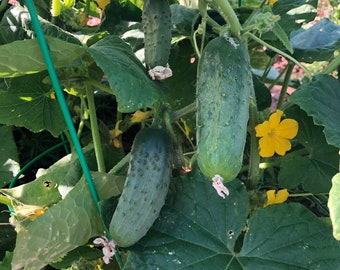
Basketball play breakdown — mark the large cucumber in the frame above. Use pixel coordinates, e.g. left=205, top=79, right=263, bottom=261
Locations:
left=196, top=36, right=252, bottom=182
left=109, top=127, right=172, bottom=247
left=142, top=0, right=172, bottom=68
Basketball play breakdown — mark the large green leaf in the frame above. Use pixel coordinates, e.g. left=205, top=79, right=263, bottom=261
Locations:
left=289, top=74, right=340, bottom=149
left=125, top=166, right=340, bottom=269
left=272, top=0, right=318, bottom=35
left=11, top=173, right=124, bottom=270
left=87, top=35, right=163, bottom=112
left=239, top=203, right=340, bottom=269
left=0, top=126, right=20, bottom=188
left=291, top=19, right=340, bottom=63
left=279, top=106, right=338, bottom=193
left=0, top=72, right=66, bottom=136
left=124, top=167, right=249, bottom=269
left=0, top=37, right=86, bottom=78
left=328, top=173, right=340, bottom=241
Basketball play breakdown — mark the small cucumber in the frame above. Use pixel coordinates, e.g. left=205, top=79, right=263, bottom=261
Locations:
left=109, top=127, right=172, bottom=247
left=196, top=36, right=252, bottom=182
left=142, top=0, right=172, bottom=68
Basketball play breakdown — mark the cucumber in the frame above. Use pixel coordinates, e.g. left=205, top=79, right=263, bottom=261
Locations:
left=142, top=0, right=172, bottom=68
left=109, top=127, right=172, bottom=247
left=196, top=36, right=252, bottom=182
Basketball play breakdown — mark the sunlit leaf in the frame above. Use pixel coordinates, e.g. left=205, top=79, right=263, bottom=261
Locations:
left=328, top=173, right=340, bottom=241
left=0, top=37, right=86, bottom=78
left=0, top=72, right=66, bottom=136
left=11, top=173, right=124, bottom=269
left=0, top=126, right=20, bottom=188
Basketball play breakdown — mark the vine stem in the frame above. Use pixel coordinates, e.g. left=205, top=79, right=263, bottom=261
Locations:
left=211, top=0, right=241, bottom=37
left=276, top=62, right=294, bottom=109
left=0, top=195, right=11, bottom=207
left=86, top=87, right=106, bottom=173
left=321, top=53, right=340, bottom=75
left=170, top=102, right=196, bottom=122
left=245, top=32, right=312, bottom=81
left=247, top=96, right=261, bottom=190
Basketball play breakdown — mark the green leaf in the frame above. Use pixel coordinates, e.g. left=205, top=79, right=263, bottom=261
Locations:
left=124, top=166, right=250, bottom=269
left=328, top=173, right=340, bottom=241
left=125, top=167, right=340, bottom=268
left=291, top=19, right=340, bottom=63
left=239, top=203, right=340, bottom=269
left=11, top=172, right=123, bottom=270
left=279, top=106, right=338, bottom=193
left=170, top=4, right=199, bottom=38
left=0, top=126, right=20, bottom=188
left=87, top=36, right=163, bottom=112
left=272, top=0, right=318, bottom=35
left=0, top=37, right=86, bottom=78
left=289, top=74, right=340, bottom=149
left=0, top=72, right=66, bottom=136
left=0, top=176, right=61, bottom=207
left=0, top=251, right=13, bottom=269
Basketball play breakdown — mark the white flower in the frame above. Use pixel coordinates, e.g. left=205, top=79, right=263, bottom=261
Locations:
left=93, top=235, right=116, bottom=264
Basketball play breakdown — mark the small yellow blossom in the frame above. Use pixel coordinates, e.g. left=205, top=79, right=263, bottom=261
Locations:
left=180, top=118, right=191, bottom=136
left=264, top=189, right=289, bottom=207
left=255, top=110, right=298, bottom=157
left=109, top=120, right=123, bottom=148
left=131, top=110, right=152, bottom=123
left=268, top=0, right=278, bottom=7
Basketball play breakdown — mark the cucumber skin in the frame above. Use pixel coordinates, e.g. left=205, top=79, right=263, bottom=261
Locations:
left=196, top=36, right=252, bottom=182
left=142, top=0, right=172, bottom=68
left=109, top=127, right=172, bottom=247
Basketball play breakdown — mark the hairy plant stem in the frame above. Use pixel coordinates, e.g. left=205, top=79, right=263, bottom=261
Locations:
left=247, top=95, right=261, bottom=190
left=276, top=62, right=294, bottom=109
left=0, top=195, right=11, bottom=207
left=86, top=87, right=106, bottom=173
left=211, top=0, right=241, bottom=37
left=171, top=102, right=196, bottom=122
left=108, top=153, right=131, bottom=175
left=245, top=32, right=312, bottom=81
left=321, top=53, right=340, bottom=74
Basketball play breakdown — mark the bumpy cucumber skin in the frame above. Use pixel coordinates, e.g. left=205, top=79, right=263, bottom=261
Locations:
left=196, top=36, right=252, bottom=182
left=142, top=0, right=172, bottom=68
left=109, top=127, right=172, bottom=247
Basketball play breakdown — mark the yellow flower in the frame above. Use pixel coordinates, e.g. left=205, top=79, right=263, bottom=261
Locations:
left=264, top=189, right=289, bottom=207
left=255, top=110, right=298, bottom=157
left=109, top=120, right=123, bottom=148
left=268, top=0, right=278, bottom=7
left=131, top=110, right=152, bottom=123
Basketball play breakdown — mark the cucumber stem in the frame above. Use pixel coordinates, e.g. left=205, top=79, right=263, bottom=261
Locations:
left=276, top=62, right=294, bottom=109
left=171, top=102, right=196, bottom=122
left=86, top=87, right=106, bottom=173
left=247, top=96, right=261, bottom=190
left=321, top=53, right=340, bottom=75
left=0, top=195, right=11, bottom=207
left=211, top=0, right=241, bottom=37
left=245, top=32, right=312, bottom=81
